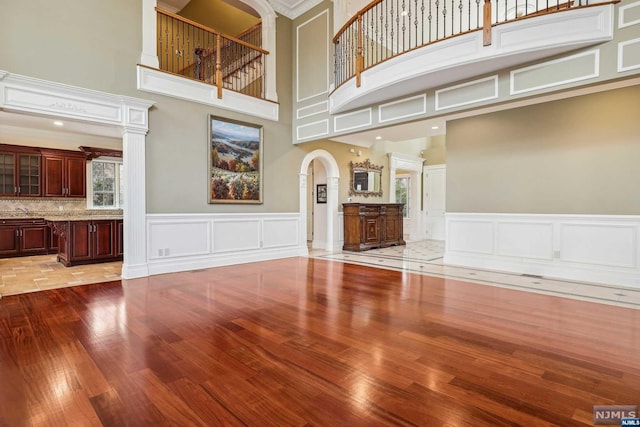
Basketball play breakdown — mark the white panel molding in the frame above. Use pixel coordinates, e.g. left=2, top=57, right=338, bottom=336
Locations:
left=510, top=50, right=600, bottom=95
left=618, top=38, right=640, bottom=72
left=146, top=213, right=307, bottom=276
left=296, top=9, right=330, bottom=102
left=378, top=94, right=427, bottom=123
left=619, top=0, right=640, bottom=29
left=435, top=75, right=499, bottom=111
left=137, top=66, right=278, bottom=121
left=496, top=221, right=554, bottom=260
left=445, top=213, right=640, bottom=288
left=297, top=101, right=329, bottom=119
left=333, top=108, right=373, bottom=133
left=296, top=119, right=329, bottom=141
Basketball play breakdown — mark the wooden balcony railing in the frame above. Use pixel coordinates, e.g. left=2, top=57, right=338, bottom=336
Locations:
left=156, top=8, right=267, bottom=99
left=333, top=0, right=603, bottom=90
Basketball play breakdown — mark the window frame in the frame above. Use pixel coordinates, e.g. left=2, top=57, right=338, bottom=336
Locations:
left=87, top=157, right=124, bottom=210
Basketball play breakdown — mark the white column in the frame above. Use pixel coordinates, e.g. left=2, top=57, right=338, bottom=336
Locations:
left=298, top=173, right=310, bottom=254
left=121, top=128, right=149, bottom=279
left=326, top=176, right=340, bottom=251
left=264, top=15, right=278, bottom=102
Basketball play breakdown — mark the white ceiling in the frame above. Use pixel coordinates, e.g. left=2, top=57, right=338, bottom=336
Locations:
left=330, top=117, right=446, bottom=147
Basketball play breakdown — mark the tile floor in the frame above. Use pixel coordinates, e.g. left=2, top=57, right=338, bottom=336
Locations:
left=0, top=254, right=121, bottom=298
left=311, top=239, right=640, bottom=310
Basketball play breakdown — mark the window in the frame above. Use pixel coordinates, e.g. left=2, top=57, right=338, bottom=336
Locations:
left=88, top=159, right=124, bottom=209
left=395, top=176, right=410, bottom=219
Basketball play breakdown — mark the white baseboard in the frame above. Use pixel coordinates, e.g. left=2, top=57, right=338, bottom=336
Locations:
left=445, top=213, right=640, bottom=288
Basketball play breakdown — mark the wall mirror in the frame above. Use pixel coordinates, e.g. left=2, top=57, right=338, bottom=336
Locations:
left=349, top=159, right=383, bottom=197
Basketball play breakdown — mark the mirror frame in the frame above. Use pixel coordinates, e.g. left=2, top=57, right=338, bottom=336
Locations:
left=349, top=159, right=383, bottom=197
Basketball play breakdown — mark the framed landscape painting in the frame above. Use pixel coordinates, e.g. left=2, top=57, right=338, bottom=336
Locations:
left=208, top=115, right=263, bottom=204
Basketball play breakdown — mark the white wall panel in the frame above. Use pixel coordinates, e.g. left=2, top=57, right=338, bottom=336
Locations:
left=445, top=213, right=640, bottom=288
left=213, top=220, right=261, bottom=253
left=560, top=223, right=637, bottom=268
left=263, top=218, right=299, bottom=248
left=497, top=222, right=553, bottom=260
left=448, top=220, right=494, bottom=254
left=148, top=220, right=210, bottom=259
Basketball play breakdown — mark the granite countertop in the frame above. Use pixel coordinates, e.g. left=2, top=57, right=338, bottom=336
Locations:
left=0, top=212, right=123, bottom=221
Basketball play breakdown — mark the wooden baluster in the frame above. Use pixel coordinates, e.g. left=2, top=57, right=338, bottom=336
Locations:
left=483, top=0, right=492, bottom=46
left=215, top=34, right=223, bottom=99
left=356, top=14, right=364, bottom=88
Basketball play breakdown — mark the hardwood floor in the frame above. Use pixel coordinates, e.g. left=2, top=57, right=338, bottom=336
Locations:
left=1, top=257, right=638, bottom=426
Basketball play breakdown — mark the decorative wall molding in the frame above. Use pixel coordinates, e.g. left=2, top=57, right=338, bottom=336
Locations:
left=445, top=213, right=640, bottom=288
left=618, top=0, right=640, bottom=28
left=333, top=108, right=372, bottom=133
left=379, top=94, right=427, bottom=123
left=510, top=50, right=600, bottom=95
left=618, top=38, right=640, bottom=72
left=296, top=9, right=330, bottom=102
left=296, top=119, right=329, bottom=141
left=269, top=0, right=324, bottom=19
left=297, top=101, right=329, bottom=119
left=146, top=213, right=307, bottom=275
left=435, top=75, right=499, bottom=111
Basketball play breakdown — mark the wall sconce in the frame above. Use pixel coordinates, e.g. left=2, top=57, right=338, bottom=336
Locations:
left=357, top=150, right=362, bottom=156
left=349, top=148, right=355, bottom=153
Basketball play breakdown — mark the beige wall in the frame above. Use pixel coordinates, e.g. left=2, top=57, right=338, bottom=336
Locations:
left=423, top=135, right=446, bottom=165
left=446, top=85, right=640, bottom=214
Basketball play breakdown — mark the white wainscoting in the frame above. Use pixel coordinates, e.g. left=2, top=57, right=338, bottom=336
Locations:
left=445, top=213, right=640, bottom=288
left=146, top=213, right=307, bottom=275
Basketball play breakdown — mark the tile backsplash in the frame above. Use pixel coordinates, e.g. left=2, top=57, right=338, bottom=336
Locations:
left=0, top=198, right=122, bottom=217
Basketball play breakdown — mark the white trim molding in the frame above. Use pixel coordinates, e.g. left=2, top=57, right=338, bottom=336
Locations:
left=445, top=213, right=640, bottom=288
left=146, top=213, right=307, bottom=275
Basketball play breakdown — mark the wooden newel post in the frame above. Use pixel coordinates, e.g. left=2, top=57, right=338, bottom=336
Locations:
left=483, top=0, right=492, bottom=46
left=215, top=34, right=223, bottom=99
left=356, top=14, right=364, bottom=88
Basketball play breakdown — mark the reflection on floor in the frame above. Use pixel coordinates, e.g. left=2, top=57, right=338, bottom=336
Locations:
left=0, top=254, right=121, bottom=297
left=312, top=240, right=640, bottom=309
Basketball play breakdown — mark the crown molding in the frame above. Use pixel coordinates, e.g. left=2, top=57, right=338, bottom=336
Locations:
left=268, top=0, right=325, bottom=19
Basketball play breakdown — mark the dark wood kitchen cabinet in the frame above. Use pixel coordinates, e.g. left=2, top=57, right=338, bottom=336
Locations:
left=0, top=144, right=42, bottom=197
left=54, top=219, right=123, bottom=266
left=41, top=149, right=86, bottom=198
left=0, top=218, right=48, bottom=257
left=343, top=203, right=405, bottom=252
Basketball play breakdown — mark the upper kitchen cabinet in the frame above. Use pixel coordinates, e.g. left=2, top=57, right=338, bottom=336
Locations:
left=41, top=149, right=87, bottom=198
left=0, top=144, right=42, bottom=197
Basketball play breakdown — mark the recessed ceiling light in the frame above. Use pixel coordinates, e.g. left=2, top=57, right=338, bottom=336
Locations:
left=375, top=136, right=382, bottom=140
left=53, top=121, right=64, bottom=127
left=431, top=126, right=439, bottom=130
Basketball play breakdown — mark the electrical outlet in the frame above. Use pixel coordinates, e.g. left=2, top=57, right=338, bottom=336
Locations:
left=553, top=250, right=561, bottom=258
left=164, top=248, right=170, bottom=256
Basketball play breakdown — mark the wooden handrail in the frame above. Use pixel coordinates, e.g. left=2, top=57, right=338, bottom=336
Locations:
left=155, top=7, right=268, bottom=55
left=333, top=0, right=382, bottom=44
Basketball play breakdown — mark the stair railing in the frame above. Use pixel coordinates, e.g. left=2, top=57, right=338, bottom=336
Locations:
left=156, top=8, right=268, bottom=99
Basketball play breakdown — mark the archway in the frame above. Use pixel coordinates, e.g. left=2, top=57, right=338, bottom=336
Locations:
left=299, top=150, right=340, bottom=252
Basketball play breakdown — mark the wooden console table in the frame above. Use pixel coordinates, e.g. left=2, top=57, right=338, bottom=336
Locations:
left=343, top=203, right=405, bottom=251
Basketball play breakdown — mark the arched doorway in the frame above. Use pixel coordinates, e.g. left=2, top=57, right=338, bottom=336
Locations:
left=299, top=150, right=340, bottom=252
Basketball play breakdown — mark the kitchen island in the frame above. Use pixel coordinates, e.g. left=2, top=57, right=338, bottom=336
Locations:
left=46, top=215, right=123, bottom=267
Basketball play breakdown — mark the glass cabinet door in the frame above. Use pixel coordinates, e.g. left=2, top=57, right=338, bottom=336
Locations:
left=0, top=153, right=16, bottom=196
left=18, top=154, right=41, bottom=196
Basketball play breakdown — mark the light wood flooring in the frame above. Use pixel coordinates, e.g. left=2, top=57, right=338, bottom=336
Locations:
left=0, top=254, right=121, bottom=297
left=0, top=257, right=638, bottom=426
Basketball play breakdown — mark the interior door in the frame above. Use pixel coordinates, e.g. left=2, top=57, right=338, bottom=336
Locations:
left=423, top=165, right=446, bottom=240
